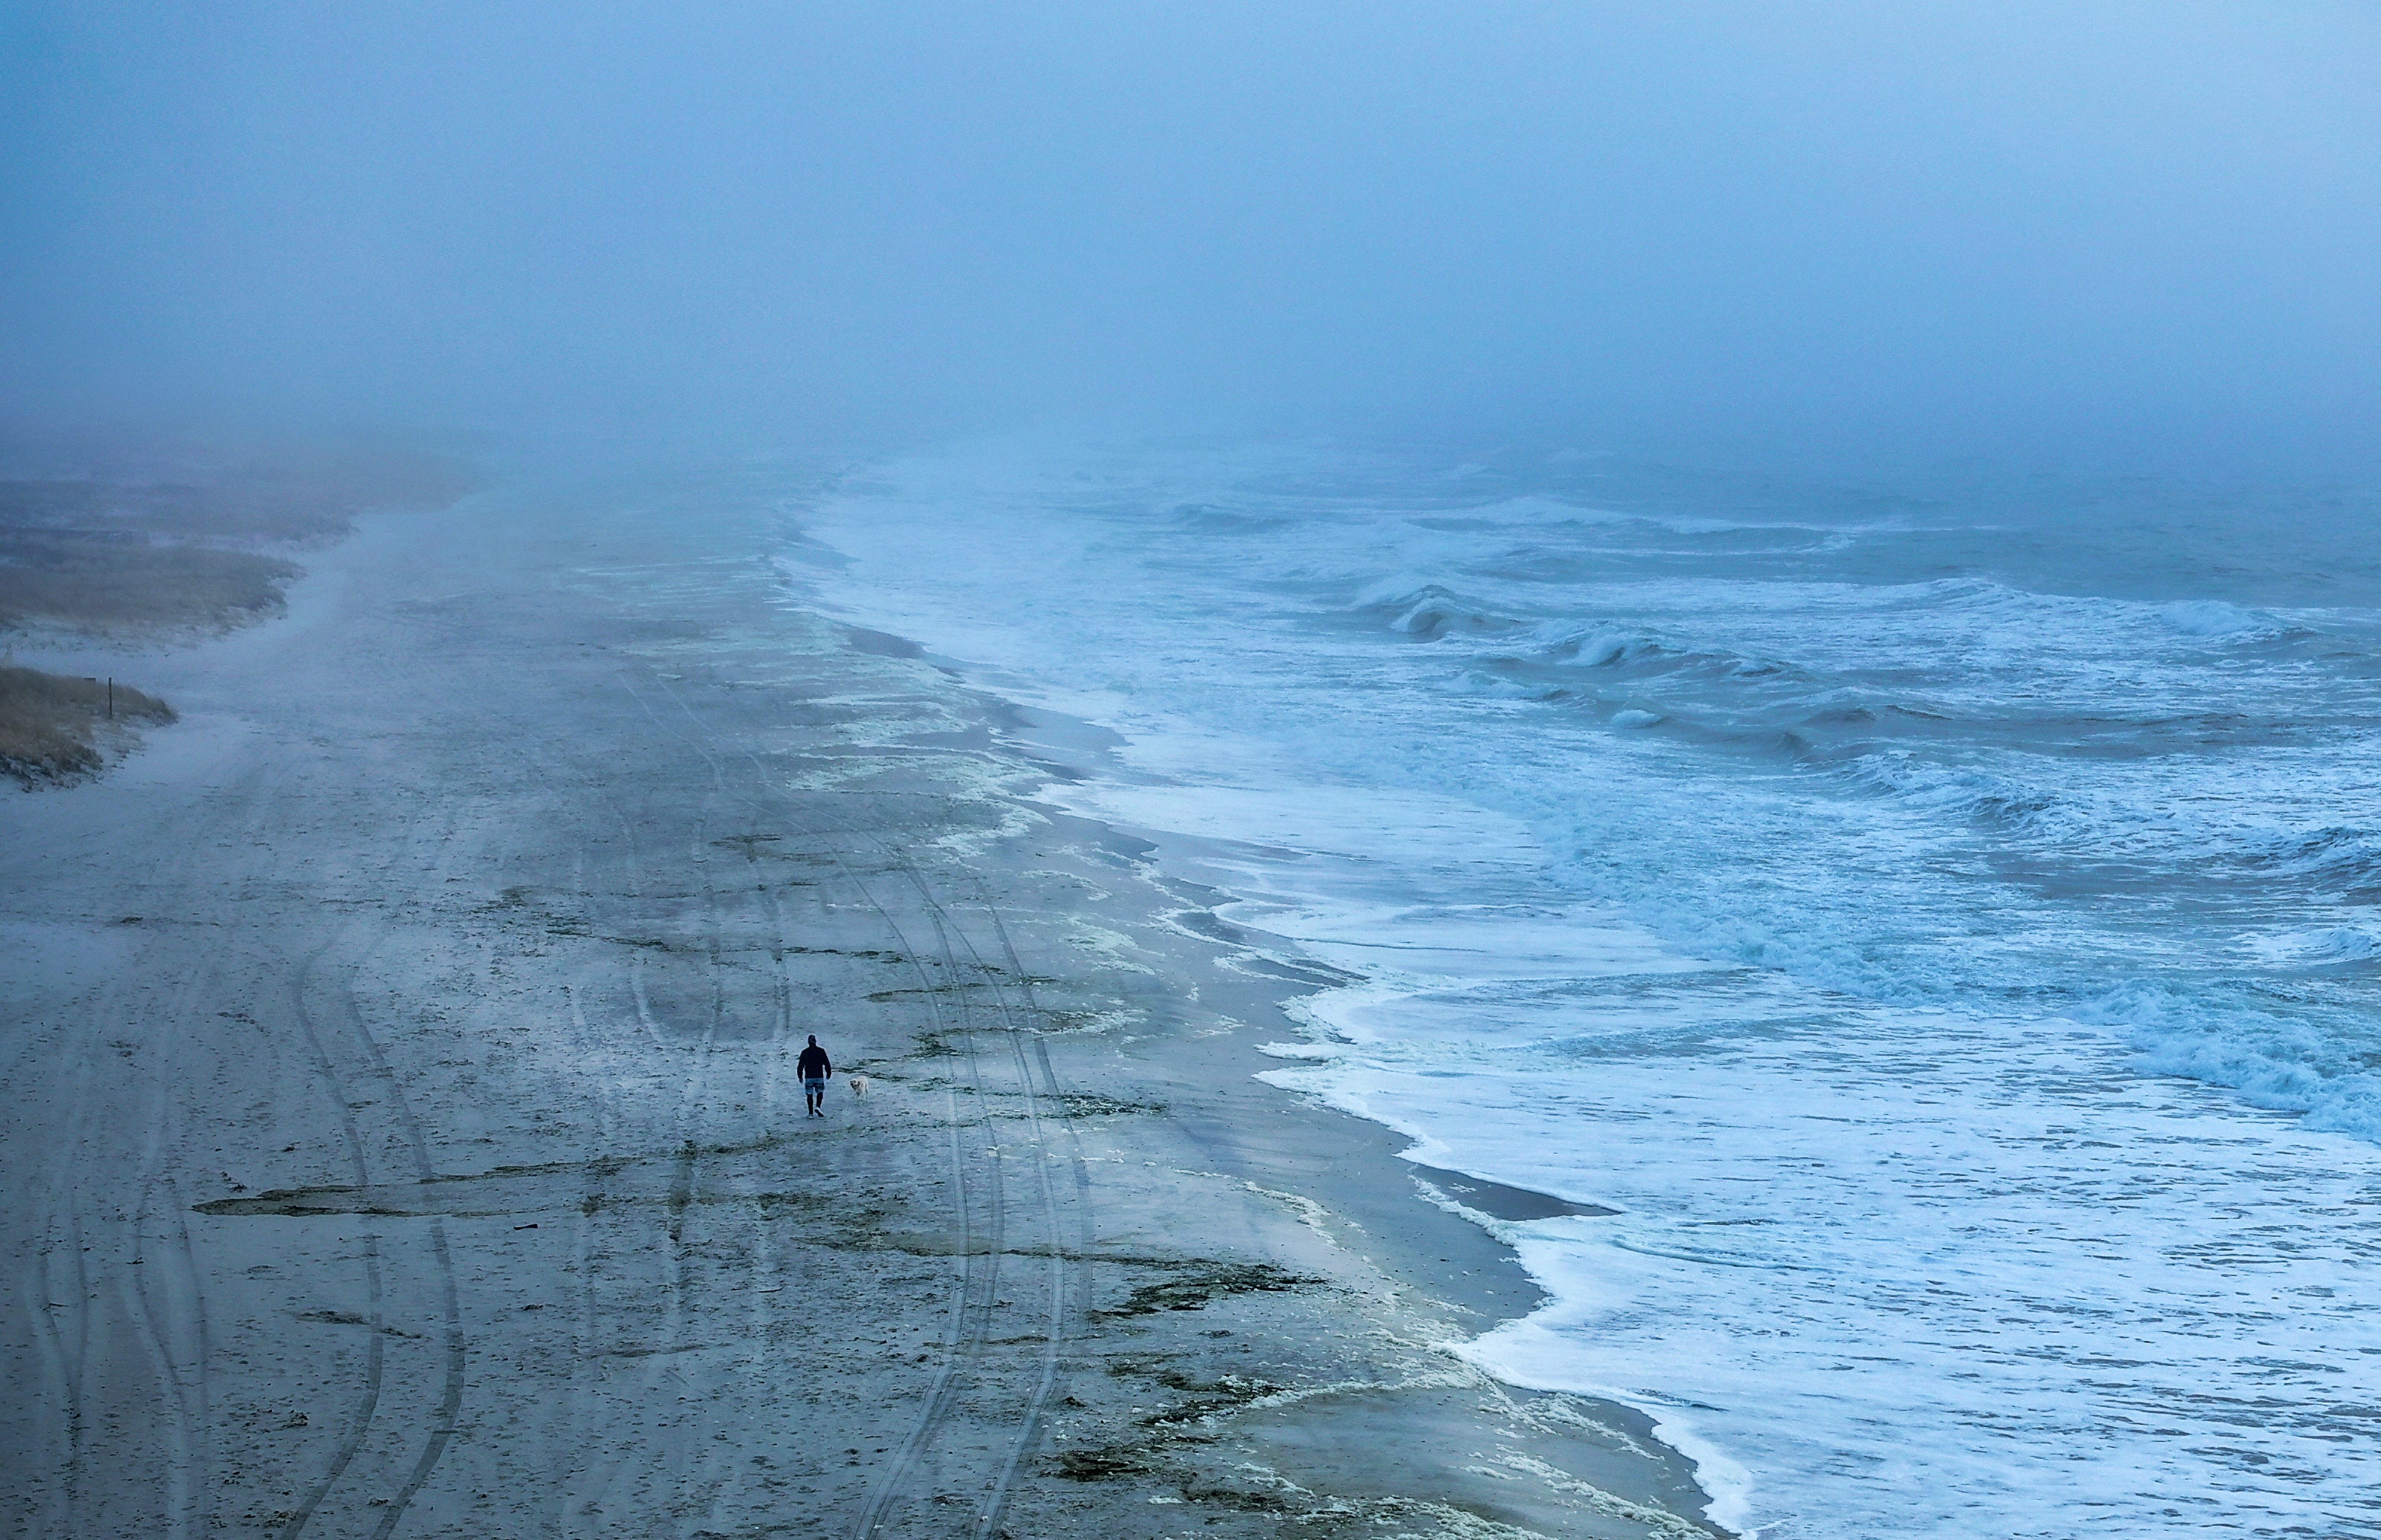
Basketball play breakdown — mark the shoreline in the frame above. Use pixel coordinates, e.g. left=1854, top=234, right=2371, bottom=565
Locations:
left=0, top=474, right=1727, bottom=1537
left=931, top=688, right=1743, bottom=1537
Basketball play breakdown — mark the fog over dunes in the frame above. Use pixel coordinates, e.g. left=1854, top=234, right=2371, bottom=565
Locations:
left=3, top=2, right=2377, bottom=472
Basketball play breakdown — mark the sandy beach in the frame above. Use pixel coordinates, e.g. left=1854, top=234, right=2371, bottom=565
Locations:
left=0, top=475, right=1722, bottom=1539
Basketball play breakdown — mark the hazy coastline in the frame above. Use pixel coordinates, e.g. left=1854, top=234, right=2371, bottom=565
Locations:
left=0, top=472, right=1725, bottom=1537
left=10, top=6, right=2379, bottom=1534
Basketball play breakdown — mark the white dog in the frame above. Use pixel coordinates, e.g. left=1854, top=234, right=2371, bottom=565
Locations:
left=847, top=1075, right=869, bottom=1096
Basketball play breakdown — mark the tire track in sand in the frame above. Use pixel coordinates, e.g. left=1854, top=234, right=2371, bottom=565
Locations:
left=273, top=938, right=389, bottom=1540
left=17, top=755, right=270, bottom=1538
left=624, top=671, right=935, bottom=1536
left=622, top=666, right=1014, bottom=1539
left=959, top=880, right=1091, bottom=1540
left=338, top=952, right=467, bottom=1540
left=553, top=793, right=657, bottom=1535
left=125, top=952, right=224, bottom=1540
left=679, top=673, right=1079, bottom=1539
left=868, top=848, right=1084, bottom=1540
left=853, top=895, right=1007, bottom=1540
left=264, top=776, right=472, bottom=1538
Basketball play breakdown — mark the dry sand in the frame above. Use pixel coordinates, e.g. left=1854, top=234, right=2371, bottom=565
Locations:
left=0, top=476, right=1724, bottom=1538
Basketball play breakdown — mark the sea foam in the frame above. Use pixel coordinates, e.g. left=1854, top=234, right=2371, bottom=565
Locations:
left=789, top=438, right=2381, bottom=1539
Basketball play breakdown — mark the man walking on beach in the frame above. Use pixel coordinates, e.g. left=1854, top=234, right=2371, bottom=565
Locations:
left=797, top=1034, right=833, bottom=1117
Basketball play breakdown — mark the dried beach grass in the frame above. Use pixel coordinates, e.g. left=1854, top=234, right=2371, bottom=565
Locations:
left=0, top=531, right=300, bottom=634
left=0, top=444, right=478, bottom=637
left=0, top=664, right=175, bottom=787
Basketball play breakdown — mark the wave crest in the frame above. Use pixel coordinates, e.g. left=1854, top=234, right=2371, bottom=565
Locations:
left=1355, top=580, right=1526, bottom=640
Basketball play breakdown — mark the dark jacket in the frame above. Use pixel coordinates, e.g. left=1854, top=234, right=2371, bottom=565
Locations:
left=796, top=1044, right=832, bottom=1079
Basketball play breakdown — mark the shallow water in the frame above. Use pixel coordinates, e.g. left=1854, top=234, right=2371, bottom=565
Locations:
left=785, top=440, right=2381, bottom=1539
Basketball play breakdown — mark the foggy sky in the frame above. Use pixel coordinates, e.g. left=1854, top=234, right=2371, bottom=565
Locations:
left=4, top=2, right=2377, bottom=470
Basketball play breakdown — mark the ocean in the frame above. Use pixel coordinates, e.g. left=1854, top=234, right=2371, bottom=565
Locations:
left=782, top=438, right=2381, bottom=1539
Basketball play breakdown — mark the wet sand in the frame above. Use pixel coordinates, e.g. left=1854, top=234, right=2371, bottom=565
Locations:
left=0, top=474, right=1724, bottom=1538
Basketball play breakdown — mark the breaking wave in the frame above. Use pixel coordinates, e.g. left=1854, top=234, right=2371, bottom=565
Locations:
left=2080, top=979, right=2381, bottom=1142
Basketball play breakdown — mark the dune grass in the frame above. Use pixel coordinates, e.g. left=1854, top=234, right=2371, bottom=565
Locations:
left=0, top=664, right=175, bottom=787
left=0, top=445, right=476, bottom=637
left=0, top=446, right=480, bottom=545
left=0, top=531, right=300, bottom=634
left=0, top=442, right=474, bottom=784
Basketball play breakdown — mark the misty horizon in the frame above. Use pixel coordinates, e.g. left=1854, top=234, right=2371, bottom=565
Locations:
left=11, top=11, right=2381, bottom=1535
left=5, top=2, right=2378, bottom=477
